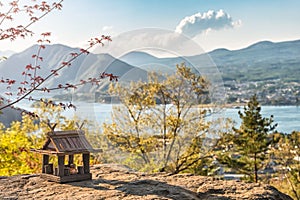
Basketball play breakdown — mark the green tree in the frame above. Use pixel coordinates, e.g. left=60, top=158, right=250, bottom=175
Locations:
left=221, top=94, right=277, bottom=182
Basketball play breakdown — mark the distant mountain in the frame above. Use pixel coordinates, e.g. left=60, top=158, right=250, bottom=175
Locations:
left=0, top=44, right=84, bottom=90
left=0, top=96, right=22, bottom=127
left=0, top=107, right=22, bottom=127
left=1, top=39, right=299, bottom=106
left=120, top=51, right=159, bottom=66
left=207, top=40, right=300, bottom=82
left=119, top=51, right=200, bottom=75
left=120, top=39, right=300, bottom=83
left=0, top=44, right=147, bottom=98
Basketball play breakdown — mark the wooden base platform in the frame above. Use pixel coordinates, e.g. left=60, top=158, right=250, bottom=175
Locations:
left=41, top=173, right=92, bottom=183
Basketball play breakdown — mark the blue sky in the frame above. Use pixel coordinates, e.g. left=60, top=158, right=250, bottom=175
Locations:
left=1, top=0, right=300, bottom=53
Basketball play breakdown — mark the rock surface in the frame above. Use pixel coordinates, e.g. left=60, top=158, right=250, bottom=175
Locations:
left=0, top=164, right=293, bottom=200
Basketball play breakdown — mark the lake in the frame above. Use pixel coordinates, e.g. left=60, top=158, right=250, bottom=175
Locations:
left=19, top=102, right=300, bottom=133
left=225, top=106, right=300, bottom=133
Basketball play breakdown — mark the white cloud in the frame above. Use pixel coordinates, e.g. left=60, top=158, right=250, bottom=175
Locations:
left=175, top=10, right=241, bottom=38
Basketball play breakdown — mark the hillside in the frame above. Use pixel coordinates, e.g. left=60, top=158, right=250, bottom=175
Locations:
left=208, top=40, right=300, bottom=82
left=0, top=44, right=84, bottom=92
left=120, top=39, right=300, bottom=104
left=0, top=96, right=23, bottom=127
left=0, top=164, right=293, bottom=200
left=2, top=40, right=299, bottom=86
left=0, top=106, right=22, bottom=127
left=0, top=39, right=299, bottom=105
left=121, top=39, right=300, bottom=83
left=0, top=44, right=143, bottom=97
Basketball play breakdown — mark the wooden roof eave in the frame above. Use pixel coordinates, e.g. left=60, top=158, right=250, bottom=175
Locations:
left=30, top=148, right=102, bottom=156
left=42, top=138, right=51, bottom=150
left=50, top=137, right=60, bottom=152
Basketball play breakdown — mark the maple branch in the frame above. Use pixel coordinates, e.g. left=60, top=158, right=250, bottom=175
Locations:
left=0, top=35, right=111, bottom=111
left=34, top=72, right=118, bottom=92
left=0, top=0, right=63, bottom=41
left=0, top=0, right=20, bottom=26
left=23, top=0, right=63, bottom=31
left=23, top=97, right=77, bottom=111
left=32, top=33, right=50, bottom=88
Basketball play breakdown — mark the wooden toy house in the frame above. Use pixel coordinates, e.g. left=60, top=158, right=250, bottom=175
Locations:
left=31, top=129, right=100, bottom=183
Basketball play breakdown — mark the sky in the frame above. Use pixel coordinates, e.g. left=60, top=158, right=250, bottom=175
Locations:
left=1, top=0, right=300, bottom=54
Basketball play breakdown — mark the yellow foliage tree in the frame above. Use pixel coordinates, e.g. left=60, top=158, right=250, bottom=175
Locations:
left=0, top=100, right=99, bottom=176
left=271, top=131, right=300, bottom=200
left=0, top=114, right=43, bottom=176
left=103, top=64, right=213, bottom=173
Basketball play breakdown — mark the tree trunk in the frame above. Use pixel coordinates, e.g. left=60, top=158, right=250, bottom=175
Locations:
left=140, top=149, right=150, bottom=164
left=160, top=91, right=167, bottom=161
left=254, top=153, right=258, bottom=183
left=163, top=136, right=176, bottom=170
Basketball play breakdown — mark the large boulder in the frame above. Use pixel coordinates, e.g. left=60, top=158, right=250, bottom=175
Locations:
left=0, top=164, right=292, bottom=200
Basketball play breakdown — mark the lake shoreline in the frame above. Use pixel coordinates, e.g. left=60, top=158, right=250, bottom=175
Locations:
left=14, top=101, right=300, bottom=134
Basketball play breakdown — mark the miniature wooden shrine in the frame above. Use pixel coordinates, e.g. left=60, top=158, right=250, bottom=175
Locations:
left=31, top=124, right=101, bottom=183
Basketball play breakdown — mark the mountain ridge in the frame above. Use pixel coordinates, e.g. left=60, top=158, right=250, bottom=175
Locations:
left=0, top=44, right=143, bottom=94
left=0, top=39, right=299, bottom=105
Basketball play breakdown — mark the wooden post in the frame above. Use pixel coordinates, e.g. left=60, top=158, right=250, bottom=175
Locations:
left=68, top=155, right=74, bottom=166
left=58, top=155, right=65, bottom=177
left=83, top=153, right=90, bottom=174
left=44, top=164, right=53, bottom=174
left=64, top=168, right=70, bottom=176
left=77, top=166, right=84, bottom=174
left=42, top=155, right=49, bottom=173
